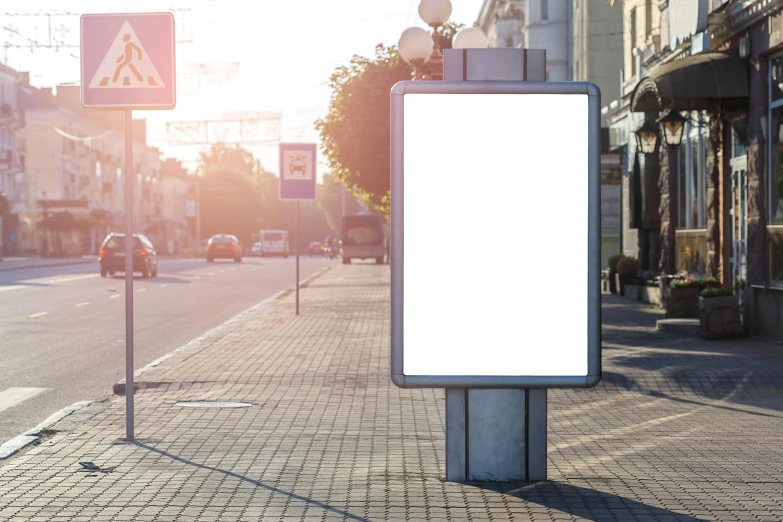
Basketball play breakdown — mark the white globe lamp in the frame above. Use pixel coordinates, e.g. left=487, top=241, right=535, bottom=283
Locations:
left=453, top=27, right=489, bottom=49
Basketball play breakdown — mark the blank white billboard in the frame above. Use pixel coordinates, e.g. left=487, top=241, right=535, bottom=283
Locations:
left=390, top=82, right=600, bottom=387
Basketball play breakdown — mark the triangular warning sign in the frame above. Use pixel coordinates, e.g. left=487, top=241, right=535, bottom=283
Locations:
left=88, top=21, right=165, bottom=89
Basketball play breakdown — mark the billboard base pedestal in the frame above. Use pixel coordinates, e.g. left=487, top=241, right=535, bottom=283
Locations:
left=445, top=388, right=546, bottom=482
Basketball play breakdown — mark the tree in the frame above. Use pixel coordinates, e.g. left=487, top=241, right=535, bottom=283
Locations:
left=317, top=173, right=361, bottom=234
left=199, top=143, right=262, bottom=180
left=315, top=23, right=464, bottom=213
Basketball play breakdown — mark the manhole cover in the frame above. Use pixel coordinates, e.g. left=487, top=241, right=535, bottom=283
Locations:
left=174, top=401, right=252, bottom=408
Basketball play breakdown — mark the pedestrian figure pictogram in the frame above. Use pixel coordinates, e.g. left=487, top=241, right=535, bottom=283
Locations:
left=88, top=21, right=164, bottom=89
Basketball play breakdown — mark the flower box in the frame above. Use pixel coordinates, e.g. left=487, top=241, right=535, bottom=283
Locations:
left=699, top=295, right=744, bottom=340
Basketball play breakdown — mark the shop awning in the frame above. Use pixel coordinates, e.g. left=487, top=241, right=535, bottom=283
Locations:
left=631, top=52, right=749, bottom=112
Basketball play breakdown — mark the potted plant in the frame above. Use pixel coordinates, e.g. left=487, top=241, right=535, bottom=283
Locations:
left=616, top=256, right=641, bottom=298
left=667, top=277, right=719, bottom=318
left=607, top=253, right=622, bottom=294
left=699, top=286, right=744, bottom=339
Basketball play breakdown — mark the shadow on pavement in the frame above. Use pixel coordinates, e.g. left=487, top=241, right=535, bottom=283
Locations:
left=473, top=481, right=709, bottom=521
left=132, top=442, right=368, bottom=521
left=107, top=274, right=190, bottom=284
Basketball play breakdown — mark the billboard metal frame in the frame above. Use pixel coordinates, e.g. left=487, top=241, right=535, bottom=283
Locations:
left=390, top=80, right=602, bottom=389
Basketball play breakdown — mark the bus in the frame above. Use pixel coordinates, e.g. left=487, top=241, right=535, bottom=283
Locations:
left=259, top=230, right=289, bottom=257
left=341, top=214, right=386, bottom=264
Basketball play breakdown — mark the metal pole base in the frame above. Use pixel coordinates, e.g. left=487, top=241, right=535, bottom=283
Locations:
left=445, top=388, right=547, bottom=482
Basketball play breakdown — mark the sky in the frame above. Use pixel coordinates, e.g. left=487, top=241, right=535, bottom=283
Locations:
left=1, top=0, right=485, bottom=180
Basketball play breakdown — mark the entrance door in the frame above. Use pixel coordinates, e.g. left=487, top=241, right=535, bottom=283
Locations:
left=730, top=155, right=747, bottom=321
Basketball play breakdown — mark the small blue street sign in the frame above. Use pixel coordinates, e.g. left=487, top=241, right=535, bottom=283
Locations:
left=279, top=143, right=316, bottom=200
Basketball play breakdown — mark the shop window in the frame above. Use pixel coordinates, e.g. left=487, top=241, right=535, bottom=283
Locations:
left=767, top=54, right=783, bottom=285
left=677, top=116, right=706, bottom=229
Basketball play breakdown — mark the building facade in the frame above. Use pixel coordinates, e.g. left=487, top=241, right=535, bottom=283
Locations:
left=604, top=0, right=783, bottom=340
left=0, top=64, right=26, bottom=255
left=14, top=82, right=170, bottom=256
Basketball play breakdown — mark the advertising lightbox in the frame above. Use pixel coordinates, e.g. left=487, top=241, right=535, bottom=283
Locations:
left=390, top=81, right=601, bottom=389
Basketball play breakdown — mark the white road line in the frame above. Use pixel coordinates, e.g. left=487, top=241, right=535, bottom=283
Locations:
left=193, top=276, right=200, bottom=279
left=137, top=288, right=147, bottom=293
left=207, top=272, right=214, bottom=276
left=75, top=301, right=90, bottom=307
left=219, top=270, right=225, bottom=273
left=29, top=312, right=48, bottom=319
left=0, top=388, right=49, bottom=415
left=161, top=284, right=168, bottom=288
left=0, top=285, right=24, bottom=293
left=109, top=294, right=121, bottom=299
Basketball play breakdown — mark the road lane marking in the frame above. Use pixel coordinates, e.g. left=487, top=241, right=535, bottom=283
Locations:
left=207, top=272, right=214, bottom=276
left=29, top=312, right=48, bottom=319
left=0, top=388, right=49, bottom=415
left=75, top=302, right=90, bottom=307
left=219, top=270, right=225, bottom=273
left=109, top=294, right=121, bottom=299
left=161, top=284, right=168, bottom=288
left=0, top=286, right=24, bottom=292
left=137, top=288, right=147, bottom=293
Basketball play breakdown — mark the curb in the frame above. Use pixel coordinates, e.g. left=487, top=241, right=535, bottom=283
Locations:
left=112, top=264, right=333, bottom=395
left=0, top=258, right=96, bottom=273
left=0, top=401, right=95, bottom=461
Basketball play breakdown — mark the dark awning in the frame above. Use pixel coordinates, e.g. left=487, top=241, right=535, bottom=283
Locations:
left=631, top=52, right=748, bottom=112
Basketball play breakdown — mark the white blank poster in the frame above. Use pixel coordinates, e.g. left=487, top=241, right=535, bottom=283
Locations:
left=402, top=93, right=589, bottom=377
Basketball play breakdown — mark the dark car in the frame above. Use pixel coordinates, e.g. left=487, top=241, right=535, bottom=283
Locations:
left=308, top=241, right=324, bottom=256
left=99, top=233, right=158, bottom=278
left=207, top=234, right=242, bottom=262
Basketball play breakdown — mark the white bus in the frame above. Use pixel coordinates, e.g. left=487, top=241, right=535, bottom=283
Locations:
left=259, top=230, right=290, bottom=258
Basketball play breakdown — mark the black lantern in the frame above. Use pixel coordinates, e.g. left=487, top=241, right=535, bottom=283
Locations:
left=658, top=110, right=687, bottom=147
left=635, top=119, right=659, bottom=154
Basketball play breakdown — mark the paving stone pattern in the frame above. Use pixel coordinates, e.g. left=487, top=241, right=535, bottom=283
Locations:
left=0, top=265, right=782, bottom=521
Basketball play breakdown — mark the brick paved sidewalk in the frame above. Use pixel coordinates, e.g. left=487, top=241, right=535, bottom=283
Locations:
left=1, top=264, right=782, bottom=521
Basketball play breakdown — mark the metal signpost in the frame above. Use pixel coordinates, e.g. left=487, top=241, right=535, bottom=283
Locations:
left=279, top=143, right=317, bottom=315
left=390, top=48, right=601, bottom=482
left=81, top=12, right=176, bottom=441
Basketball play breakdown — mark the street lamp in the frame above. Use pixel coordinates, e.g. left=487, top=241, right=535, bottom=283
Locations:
left=417, top=0, right=452, bottom=80
left=398, top=27, right=435, bottom=80
left=453, top=27, right=490, bottom=49
left=658, top=110, right=687, bottom=148
left=635, top=119, right=659, bottom=154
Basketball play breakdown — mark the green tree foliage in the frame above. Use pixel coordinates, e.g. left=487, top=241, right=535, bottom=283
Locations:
left=317, top=173, right=361, bottom=234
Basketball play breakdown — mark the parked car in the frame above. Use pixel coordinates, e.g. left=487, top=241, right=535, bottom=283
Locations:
left=309, top=241, right=324, bottom=256
left=206, top=234, right=242, bottom=262
left=251, top=242, right=262, bottom=256
left=99, top=232, right=158, bottom=278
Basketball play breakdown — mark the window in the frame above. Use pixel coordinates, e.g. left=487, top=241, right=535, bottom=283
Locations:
left=541, top=0, right=548, bottom=21
left=645, top=0, right=652, bottom=38
left=767, top=55, right=783, bottom=284
left=677, top=114, right=707, bottom=229
left=630, top=8, right=637, bottom=76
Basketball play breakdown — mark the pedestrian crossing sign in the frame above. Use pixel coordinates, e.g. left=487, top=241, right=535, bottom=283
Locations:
left=81, top=12, right=176, bottom=110
left=88, top=21, right=164, bottom=89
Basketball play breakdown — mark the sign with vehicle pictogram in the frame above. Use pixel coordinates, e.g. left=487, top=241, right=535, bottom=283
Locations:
left=81, top=12, right=176, bottom=109
left=279, top=143, right=316, bottom=200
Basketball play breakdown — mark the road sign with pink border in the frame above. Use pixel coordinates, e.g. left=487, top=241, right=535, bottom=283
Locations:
left=81, top=12, right=176, bottom=109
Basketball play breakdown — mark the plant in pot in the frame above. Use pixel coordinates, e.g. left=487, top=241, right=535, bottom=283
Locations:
left=667, top=277, right=720, bottom=318
left=699, top=285, right=744, bottom=339
left=616, top=256, right=640, bottom=297
left=607, top=253, right=623, bottom=294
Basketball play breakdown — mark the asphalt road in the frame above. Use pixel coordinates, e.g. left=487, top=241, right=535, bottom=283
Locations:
left=0, top=255, right=331, bottom=446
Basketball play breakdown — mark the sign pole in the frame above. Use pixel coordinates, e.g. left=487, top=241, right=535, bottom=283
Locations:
left=296, top=200, right=300, bottom=316
left=124, top=108, right=135, bottom=441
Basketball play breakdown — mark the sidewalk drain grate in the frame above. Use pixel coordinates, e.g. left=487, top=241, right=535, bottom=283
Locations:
left=174, top=401, right=252, bottom=408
